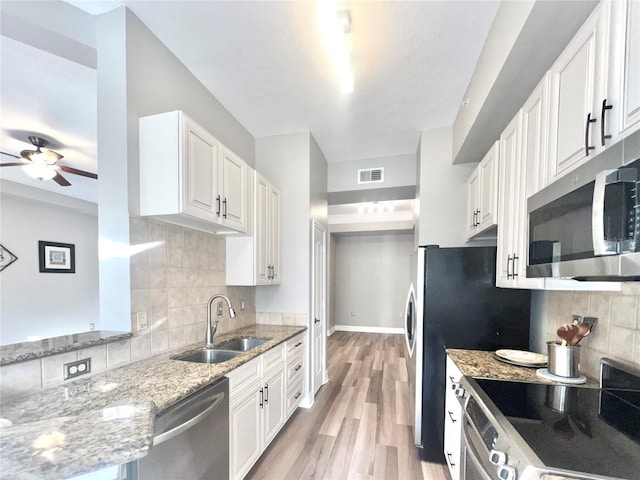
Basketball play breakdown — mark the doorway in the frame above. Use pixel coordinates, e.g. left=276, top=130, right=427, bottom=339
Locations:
left=311, top=220, right=327, bottom=395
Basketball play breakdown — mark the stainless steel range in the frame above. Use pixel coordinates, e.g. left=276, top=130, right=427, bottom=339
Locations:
left=457, top=359, right=640, bottom=480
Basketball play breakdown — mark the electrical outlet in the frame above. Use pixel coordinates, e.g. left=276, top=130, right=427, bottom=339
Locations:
left=217, top=302, right=223, bottom=316
left=64, top=358, right=91, bottom=380
left=89, top=323, right=95, bottom=330
left=136, top=311, right=148, bottom=330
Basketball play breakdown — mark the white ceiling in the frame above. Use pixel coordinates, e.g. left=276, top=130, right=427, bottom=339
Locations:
left=0, top=36, right=98, bottom=202
left=1, top=0, right=499, bottom=202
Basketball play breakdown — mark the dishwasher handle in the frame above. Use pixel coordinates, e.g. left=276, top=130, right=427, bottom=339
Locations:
left=153, top=391, right=226, bottom=446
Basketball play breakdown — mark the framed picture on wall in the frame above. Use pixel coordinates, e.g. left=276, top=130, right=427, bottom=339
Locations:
left=39, top=241, right=75, bottom=273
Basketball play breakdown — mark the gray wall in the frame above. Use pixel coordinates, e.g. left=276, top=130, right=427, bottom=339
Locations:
left=418, top=127, right=475, bottom=247
left=333, top=232, right=413, bottom=330
left=255, top=133, right=311, bottom=314
left=328, top=153, right=417, bottom=192
left=0, top=194, right=99, bottom=343
left=328, top=233, right=337, bottom=331
left=96, top=7, right=256, bottom=331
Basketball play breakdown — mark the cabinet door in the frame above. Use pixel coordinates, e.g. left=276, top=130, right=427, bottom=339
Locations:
left=548, top=4, right=608, bottom=182
left=182, top=117, right=221, bottom=222
left=221, top=147, right=248, bottom=232
left=255, top=173, right=270, bottom=285
left=516, top=78, right=548, bottom=289
left=465, top=167, right=480, bottom=239
left=496, top=112, right=522, bottom=288
left=230, top=388, right=263, bottom=480
left=262, top=367, right=286, bottom=448
left=620, top=0, right=640, bottom=135
left=268, top=184, right=282, bottom=284
left=477, top=142, right=499, bottom=232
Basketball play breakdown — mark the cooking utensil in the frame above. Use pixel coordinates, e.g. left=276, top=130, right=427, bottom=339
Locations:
left=567, top=323, right=591, bottom=346
left=557, top=324, right=578, bottom=346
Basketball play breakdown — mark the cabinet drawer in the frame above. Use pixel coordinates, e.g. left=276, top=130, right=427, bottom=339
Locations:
left=446, top=356, right=463, bottom=385
left=286, top=354, right=304, bottom=385
left=286, top=378, right=304, bottom=417
left=262, top=344, right=285, bottom=373
left=227, top=355, right=261, bottom=397
left=286, top=334, right=305, bottom=359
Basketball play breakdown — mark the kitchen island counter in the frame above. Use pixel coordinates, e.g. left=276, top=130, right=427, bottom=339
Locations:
left=0, top=324, right=306, bottom=480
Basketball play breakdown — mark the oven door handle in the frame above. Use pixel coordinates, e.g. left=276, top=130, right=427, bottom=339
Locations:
left=462, top=418, right=495, bottom=480
left=592, top=169, right=619, bottom=256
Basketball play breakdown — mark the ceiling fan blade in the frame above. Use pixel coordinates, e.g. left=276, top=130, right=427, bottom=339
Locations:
left=58, top=165, right=98, bottom=179
left=0, top=151, right=21, bottom=159
left=0, top=162, right=27, bottom=167
left=52, top=172, right=72, bottom=186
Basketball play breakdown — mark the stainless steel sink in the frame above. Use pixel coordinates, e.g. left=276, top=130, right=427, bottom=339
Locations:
left=215, top=337, right=268, bottom=352
left=174, top=349, right=241, bottom=364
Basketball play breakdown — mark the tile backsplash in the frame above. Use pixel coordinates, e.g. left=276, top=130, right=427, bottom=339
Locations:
left=531, top=284, right=640, bottom=379
left=129, top=217, right=256, bottom=353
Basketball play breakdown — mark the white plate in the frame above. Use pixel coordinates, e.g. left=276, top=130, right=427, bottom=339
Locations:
left=495, top=349, right=548, bottom=365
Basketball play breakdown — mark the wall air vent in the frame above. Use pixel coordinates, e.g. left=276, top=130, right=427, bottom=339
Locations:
left=358, top=167, right=384, bottom=184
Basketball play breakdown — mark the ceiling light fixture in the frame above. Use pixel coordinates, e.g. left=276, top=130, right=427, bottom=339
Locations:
left=318, top=1, right=354, bottom=94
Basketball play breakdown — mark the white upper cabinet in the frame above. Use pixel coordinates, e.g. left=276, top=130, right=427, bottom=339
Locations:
left=221, top=146, right=249, bottom=233
left=139, top=111, right=251, bottom=235
left=610, top=0, right=640, bottom=138
left=466, top=141, right=499, bottom=240
left=496, top=111, right=523, bottom=288
left=547, top=1, right=611, bottom=184
left=226, top=172, right=282, bottom=286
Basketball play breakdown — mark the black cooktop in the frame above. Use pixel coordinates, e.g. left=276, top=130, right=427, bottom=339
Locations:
left=474, top=378, right=640, bottom=479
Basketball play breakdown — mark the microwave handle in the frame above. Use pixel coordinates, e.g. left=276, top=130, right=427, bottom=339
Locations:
left=592, top=169, right=618, bottom=256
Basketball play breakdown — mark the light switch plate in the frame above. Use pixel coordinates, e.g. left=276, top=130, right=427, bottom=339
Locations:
left=136, top=311, right=148, bottom=330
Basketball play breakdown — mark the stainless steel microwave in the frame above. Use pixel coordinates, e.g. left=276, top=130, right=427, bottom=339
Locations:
left=527, top=130, right=640, bottom=281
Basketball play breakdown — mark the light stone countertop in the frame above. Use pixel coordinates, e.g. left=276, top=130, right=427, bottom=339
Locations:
left=0, top=330, right=133, bottom=366
left=0, top=324, right=306, bottom=480
left=446, top=348, right=599, bottom=386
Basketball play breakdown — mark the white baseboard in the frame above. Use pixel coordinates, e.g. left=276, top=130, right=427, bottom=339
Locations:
left=335, top=325, right=404, bottom=335
left=327, top=325, right=336, bottom=336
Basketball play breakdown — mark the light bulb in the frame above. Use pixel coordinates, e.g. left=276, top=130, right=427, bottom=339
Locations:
left=22, top=164, right=56, bottom=180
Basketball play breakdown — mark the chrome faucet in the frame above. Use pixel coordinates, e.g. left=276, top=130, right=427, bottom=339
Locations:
left=206, top=294, right=236, bottom=348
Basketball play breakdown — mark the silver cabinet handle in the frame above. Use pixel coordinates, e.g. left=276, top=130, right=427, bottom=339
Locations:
left=222, top=198, right=227, bottom=219
left=294, top=392, right=301, bottom=399
left=314, top=318, right=321, bottom=324
left=512, top=254, right=519, bottom=278
left=264, top=384, right=269, bottom=404
left=446, top=452, right=455, bottom=467
left=259, top=388, right=264, bottom=408
left=447, top=410, right=457, bottom=423
left=215, top=195, right=221, bottom=217
left=294, top=342, right=302, bottom=348
left=294, top=364, right=302, bottom=371
left=506, top=255, right=513, bottom=279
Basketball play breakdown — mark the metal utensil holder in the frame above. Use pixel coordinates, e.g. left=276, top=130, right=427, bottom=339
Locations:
left=547, top=341, right=581, bottom=377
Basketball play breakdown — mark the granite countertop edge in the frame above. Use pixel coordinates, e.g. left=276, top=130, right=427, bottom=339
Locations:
left=446, top=348, right=599, bottom=387
left=0, top=331, right=134, bottom=366
left=0, top=324, right=307, bottom=480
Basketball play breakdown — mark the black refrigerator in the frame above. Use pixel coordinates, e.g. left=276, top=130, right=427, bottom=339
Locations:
left=407, top=245, right=531, bottom=462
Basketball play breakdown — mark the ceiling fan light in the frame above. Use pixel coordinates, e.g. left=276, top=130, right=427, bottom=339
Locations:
left=22, top=163, right=56, bottom=180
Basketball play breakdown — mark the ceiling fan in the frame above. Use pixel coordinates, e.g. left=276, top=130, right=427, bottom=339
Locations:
left=0, top=136, right=98, bottom=186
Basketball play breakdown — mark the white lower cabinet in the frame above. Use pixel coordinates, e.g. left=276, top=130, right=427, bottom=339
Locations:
left=444, top=356, right=463, bottom=480
left=227, top=337, right=306, bottom=480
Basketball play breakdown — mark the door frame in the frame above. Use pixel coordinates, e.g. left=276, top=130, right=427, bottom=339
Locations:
left=311, top=220, right=328, bottom=398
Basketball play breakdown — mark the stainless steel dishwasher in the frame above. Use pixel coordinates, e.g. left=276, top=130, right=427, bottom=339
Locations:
left=125, top=377, right=229, bottom=480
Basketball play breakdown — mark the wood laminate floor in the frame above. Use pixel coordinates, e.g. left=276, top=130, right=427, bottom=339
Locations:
left=246, top=331, right=450, bottom=480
